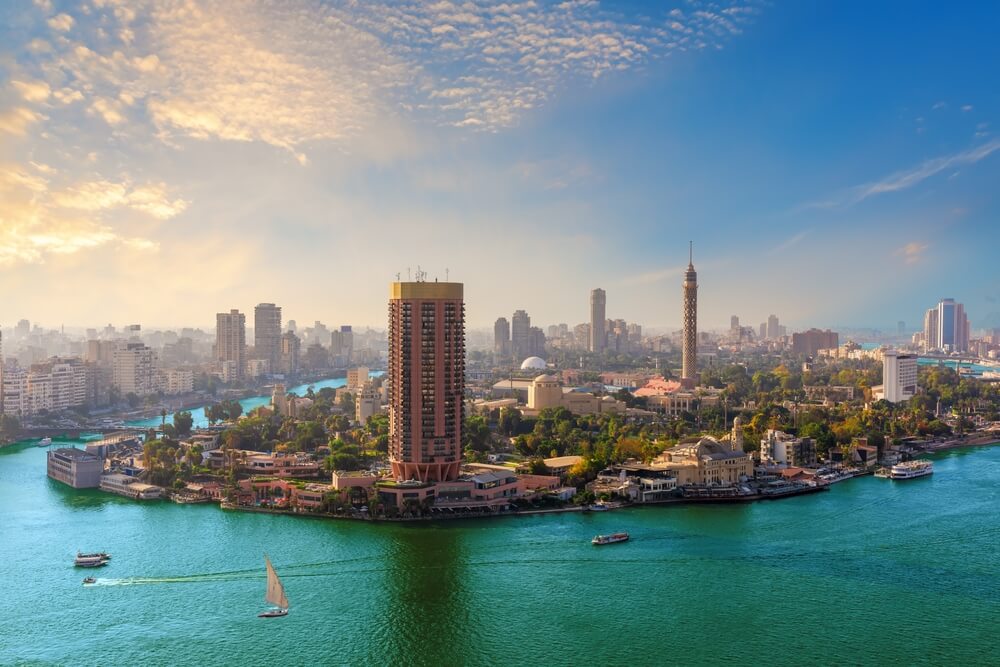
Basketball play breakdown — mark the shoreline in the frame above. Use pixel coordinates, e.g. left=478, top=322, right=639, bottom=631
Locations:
left=216, top=484, right=830, bottom=524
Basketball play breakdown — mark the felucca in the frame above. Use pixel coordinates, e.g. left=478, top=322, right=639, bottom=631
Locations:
left=258, top=554, right=289, bottom=618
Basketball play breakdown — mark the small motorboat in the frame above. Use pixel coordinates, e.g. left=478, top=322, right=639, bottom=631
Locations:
left=592, top=532, right=630, bottom=546
left=37, top=437, right=52, bottom=447
left=82, top=577, right=96, bottom=585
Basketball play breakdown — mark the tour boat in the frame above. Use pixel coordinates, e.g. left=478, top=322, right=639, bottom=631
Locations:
left=592, top=532, right=630, bottom=546
left=74, top=555, right=109, bottom=568
left=889, top=460, right=933, bottom=480
left=37, top=437, right=52, bottom=447
left=258, top=555, right=289, bottom=618
left=77, top=551, right=111, bottom=560
left=82, top=577, right=96, bottom=585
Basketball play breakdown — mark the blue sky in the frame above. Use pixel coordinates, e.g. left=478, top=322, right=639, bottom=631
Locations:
left=1, top=0, right=997, bottom=332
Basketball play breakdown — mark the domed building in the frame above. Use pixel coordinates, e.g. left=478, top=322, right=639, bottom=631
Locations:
left=519, top=356, right=547, bottom=371
left=525, top=374, right=625, bottom=416
left=654, top=436, right=753, bottom=487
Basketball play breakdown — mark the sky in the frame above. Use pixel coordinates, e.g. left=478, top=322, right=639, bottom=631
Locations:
left=1, top=0, right=998, bottom=333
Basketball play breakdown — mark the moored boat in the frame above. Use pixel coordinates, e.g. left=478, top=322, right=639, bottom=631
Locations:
left=889, top=460, right=933, bottom=479
left=37, top=437, right=52, bottom=447
left=592, top=532, right=629, bottom=545
left=258, top=554, right=289, bottom=618
left=587, top=502, right=610, bottom=512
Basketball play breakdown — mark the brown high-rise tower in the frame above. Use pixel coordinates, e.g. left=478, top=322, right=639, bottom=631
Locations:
left=388, top=280, right=465, bottom=483
left=681, top=243, right=698, bottom=389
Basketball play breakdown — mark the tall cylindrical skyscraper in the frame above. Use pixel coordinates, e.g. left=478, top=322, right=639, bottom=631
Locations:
left=388, top=280, right=465, bottom=483
left=681, top=244, right=698, bottom=388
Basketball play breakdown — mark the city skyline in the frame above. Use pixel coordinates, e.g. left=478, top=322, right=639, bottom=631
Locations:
left=1, top=1, right=998, bottom=330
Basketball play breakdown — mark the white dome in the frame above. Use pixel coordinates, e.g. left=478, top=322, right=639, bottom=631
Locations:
left=520, top=356, right=547, bottom=370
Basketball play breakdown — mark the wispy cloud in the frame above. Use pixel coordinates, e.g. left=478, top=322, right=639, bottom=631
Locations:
left=894, top=241, right=928, bottom=265
left=804, top=138, right=1000, bottom=209
left=768, top=230, right=808, bottom=255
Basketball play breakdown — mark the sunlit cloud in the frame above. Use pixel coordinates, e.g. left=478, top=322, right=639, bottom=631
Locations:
left=894, top=241, right=928, bottom=265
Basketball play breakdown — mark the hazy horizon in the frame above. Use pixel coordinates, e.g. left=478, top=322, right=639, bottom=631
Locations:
left=2, top=1, right=998, bottom=331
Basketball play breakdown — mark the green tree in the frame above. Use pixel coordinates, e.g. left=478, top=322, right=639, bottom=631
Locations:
left=173, top=411, right=194, bottom=437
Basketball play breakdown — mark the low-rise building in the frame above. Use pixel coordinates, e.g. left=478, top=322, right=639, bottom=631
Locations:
left=99, top=473, right=162, bottom=499
left=47, top=447, right=103, bottom=488
left=525, top=375, right=625, bottom=416
left=243, top=453, right=321, bottom=478
left=542, top=455, right=583, bottom=476
left=654, top=437, right=753, bottom=487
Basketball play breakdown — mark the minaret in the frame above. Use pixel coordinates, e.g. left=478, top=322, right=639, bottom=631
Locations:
left=681, top=242, right=698, bottom=389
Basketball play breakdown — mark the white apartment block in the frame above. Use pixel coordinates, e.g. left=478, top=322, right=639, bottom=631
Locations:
left=882, top=350, right=918, bottom=403
left=2, top=359, right=89, bottom=417
left=113, top=342, right=159, bottom=396
left=163, top=369, right=194, bottom=395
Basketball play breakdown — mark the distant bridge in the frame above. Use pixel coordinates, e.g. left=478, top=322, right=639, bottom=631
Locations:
left=17, top=427, right=144, bottom=440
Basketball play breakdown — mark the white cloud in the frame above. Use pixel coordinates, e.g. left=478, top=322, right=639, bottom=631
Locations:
left=0, top=107, right=43, bottom=136
left=47, top=13, right=74, bottom=32
left=0, top=162, right=185, bottom=267
left=12, top=79, right=52, bottom=102
left=22, top=0, right=759, bottom=158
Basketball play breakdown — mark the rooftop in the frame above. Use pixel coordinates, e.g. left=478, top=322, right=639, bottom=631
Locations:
left=50, top=447, right=99, bottom=462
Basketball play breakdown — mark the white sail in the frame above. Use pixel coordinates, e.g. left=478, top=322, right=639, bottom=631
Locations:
left=264, top=555, right=289, bottom=609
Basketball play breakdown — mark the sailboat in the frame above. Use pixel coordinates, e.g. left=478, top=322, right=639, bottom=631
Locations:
left=258, top=554, right=289, bottom=618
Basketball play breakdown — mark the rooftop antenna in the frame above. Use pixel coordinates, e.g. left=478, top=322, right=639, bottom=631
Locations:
left=395, top=272, right=401, bottom=281
left=407, top=267, right=411, bottom=281
left=689, top=240, right=693, bottom=265
left=445, top=268, right=449, bottom=281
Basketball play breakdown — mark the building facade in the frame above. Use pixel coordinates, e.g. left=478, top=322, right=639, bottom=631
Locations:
left=791, top=329, right=839, bottom=357
left=493, top=317, right=511, bottom=358
left=113, top=342, right=159, bottom=397
left=511, top=310, right=531, bottom=360
left=387, top=281, right=465, bottom=483
left=882, top=350, right=918, bottom=403
left=215, top=309, right=247, bottom=379
left=254, top=303, right=282, bottom=373
left=923, top=299, right=969, bottom=353
left=589, top=288, right=606, bottom=353
left=47, top=447, right=103, bottom=488
left=280, top=331, right=301, bottom=376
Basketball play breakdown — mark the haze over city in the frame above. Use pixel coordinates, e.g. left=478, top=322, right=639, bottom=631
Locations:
left=2, top=0, right=998, bottom=330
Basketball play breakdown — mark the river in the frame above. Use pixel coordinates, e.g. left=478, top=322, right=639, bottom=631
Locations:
left=1, top=439, right=998, bottom=665
left=126, top=373, right=383, bottom=431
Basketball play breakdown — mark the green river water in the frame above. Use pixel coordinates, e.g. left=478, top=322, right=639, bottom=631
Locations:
left=1, top=440, right=998, bottom=666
